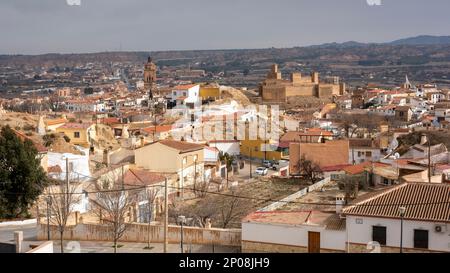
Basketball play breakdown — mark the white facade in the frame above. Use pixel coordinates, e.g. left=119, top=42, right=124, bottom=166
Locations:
left=242, top=222, right=346, bottom=252
left=65, top=101, right=106, bottom=113
left=47, top=148, right=91, bottom=183
left=427, top=93, right=445, bottom=104
left=346, top=215, right=449, bottom=252
left=349, top=148, right=381, bottom=164
left=204, top=147, right=219, bottom=164
left=171, top=85, right=200, bottom=106
left=210, top=141, right=240, bottom=156
left=435, top=108, right=450, bottom=123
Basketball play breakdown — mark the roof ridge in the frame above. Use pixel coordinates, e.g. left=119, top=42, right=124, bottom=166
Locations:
left=343, top=183, right=408, bottom=212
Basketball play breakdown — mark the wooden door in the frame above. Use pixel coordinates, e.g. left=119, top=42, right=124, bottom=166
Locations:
left=308, top=232, right=320, bottom=253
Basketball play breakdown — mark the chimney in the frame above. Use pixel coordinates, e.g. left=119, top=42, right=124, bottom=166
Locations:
left=140, top=136, right=145, bottom=147
left=443, top=172, right=450, bottom=184
left=336, top=195, right=345, bottom=214
left=420, top=134, right=428, bottom=145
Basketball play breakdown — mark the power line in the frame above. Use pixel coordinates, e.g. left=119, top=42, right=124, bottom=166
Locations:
left=2, top=179, right=450, bottom=208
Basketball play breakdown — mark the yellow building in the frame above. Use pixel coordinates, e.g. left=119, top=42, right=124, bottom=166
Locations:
left=240, top=139, right=286, bottom=161
left=55, top=123, right=94, bottom=147
left=200, top=84, right=221, bottom=101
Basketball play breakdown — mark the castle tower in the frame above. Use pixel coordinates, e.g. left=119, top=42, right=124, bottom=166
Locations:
left=144, top=56, right=157, bottom=100
left=311, top=72, right=319, bottom=84
left=267, top=64, right=282, bottom=80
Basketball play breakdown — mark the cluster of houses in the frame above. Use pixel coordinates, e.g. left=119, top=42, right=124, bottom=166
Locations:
left=340, top=76, right=450, bottom=128
left=3, top=64, right=449, bottom=253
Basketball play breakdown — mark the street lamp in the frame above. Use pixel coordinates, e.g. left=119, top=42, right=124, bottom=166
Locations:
left=46, top=196, right=52, bottom=241
left=399, top=206, right=406, bottom=253
left=178, top=215, right=186, bottom=253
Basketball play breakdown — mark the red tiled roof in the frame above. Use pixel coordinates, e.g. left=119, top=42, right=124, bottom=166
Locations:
left=243, top=211, right=345, bottom=230
left=343, top=183, right=450, bottom=222
left=124, top=169, right=166, bottom=186
left=59, top=123, right=93, bottom=130
left=159, top=140, right=204, bottom=153
left=47, top=165, right=62, bottom=173
left=100, top=117, right=120, bottom=125
left=45, top=118, right=67, bottom=126
left=343, top=161, right=389, bottom=175
left=13, top=130, right=47, bottom=153
left=321, top=164, right=352, bottom=172
left=143, top=125, right=173, bottom=134
left=173, top=84, right=198, bottom=90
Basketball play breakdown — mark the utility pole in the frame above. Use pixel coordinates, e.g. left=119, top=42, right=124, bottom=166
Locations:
left=164, top=178, right=168, bottom=253
left=264, top=122, right=267, bottom=161
left=121, top=164, right=125, bottom=190
left=65, top=158, right=70, bottom=213
left=226, top=165, right=229, bottom=189
left=249, top=148, right=252, bottom=179
left=428, top=137, right=431, bottom=184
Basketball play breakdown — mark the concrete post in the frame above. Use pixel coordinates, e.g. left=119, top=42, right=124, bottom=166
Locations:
left=75, top=211, right=80, bottom=225
left=14, top=231, right=23, bottom=253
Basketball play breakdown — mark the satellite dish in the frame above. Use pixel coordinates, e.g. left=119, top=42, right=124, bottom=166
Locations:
left=394, top=153, right=400, bottom=159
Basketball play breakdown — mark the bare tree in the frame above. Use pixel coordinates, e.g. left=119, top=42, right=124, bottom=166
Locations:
left=337, top=174, right=367, bottom=201
left=168, top=197, right=216, bottom=228
left=46, top=181, right=81, bottom=253
left=142, top=187, right=161, bottom=249
left=217, top=191, right=252, bottom=228
left=93, top=184, right=137, bottom=253
left=296, top=155, right=323, bottom=184
left=193, top=178, right=211, bottom=198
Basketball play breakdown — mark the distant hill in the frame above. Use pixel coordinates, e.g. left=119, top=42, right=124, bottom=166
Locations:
left=310, top=35, right=450, bottom=48
left=389, top=35, right=450, bottom=45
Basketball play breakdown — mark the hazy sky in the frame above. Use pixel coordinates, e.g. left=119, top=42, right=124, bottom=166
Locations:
left=1, top=0, right=450, bottom=54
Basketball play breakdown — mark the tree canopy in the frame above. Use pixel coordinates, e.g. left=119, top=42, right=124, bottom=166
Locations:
left=0, top=125, right=48, bottom=219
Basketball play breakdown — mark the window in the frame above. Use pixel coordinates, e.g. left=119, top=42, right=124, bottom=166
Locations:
left=183, top=92, right=187, bottom=96
left=399, top=112, right=404, bottom=117
left=372, top=226, right=387, bottom=245
left=74, top=132, right=80, bottom=138
left=366, top=151, right=372, bottom=157
left=414, top=229, right=429, bottom=249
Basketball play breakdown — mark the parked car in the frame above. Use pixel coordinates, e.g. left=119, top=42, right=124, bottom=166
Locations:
left=263, top=160, right=279, bottom=170
left=263, top=160, right=274, bottom=168
left=255, top=167, right=268, bottom=176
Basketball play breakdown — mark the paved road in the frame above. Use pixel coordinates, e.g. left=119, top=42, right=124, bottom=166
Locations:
left=230, top=159, right=279, bottom=181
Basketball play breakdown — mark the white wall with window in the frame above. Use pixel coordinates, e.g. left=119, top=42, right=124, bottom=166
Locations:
left=349, top=148, right=381, bottom=164
left=346, top=215, right=449, bottom=252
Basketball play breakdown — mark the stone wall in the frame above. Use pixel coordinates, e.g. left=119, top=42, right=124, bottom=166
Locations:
left=37, top=222, right=241, bottom=247
left=348, top=243, right=447, bottom=253
left=242, top=241, right=343, bottom=253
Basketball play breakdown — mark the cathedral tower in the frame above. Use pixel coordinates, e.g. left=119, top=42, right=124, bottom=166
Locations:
left=144, top=56, right=157, bottom=99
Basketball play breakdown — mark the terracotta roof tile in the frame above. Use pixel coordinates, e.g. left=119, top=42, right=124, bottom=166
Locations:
left=173, top=84, right=198, bottom=90
left=343, top=183, right=450, bottom=222
left=13, top=130, right=47, bottom=153
left=124, top=169, right=166, bottom=186
left=159, top=140, right=204, bottom=153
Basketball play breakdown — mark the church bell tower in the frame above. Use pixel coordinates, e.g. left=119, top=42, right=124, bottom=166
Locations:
left=144, top=56, right=157, bottom=101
